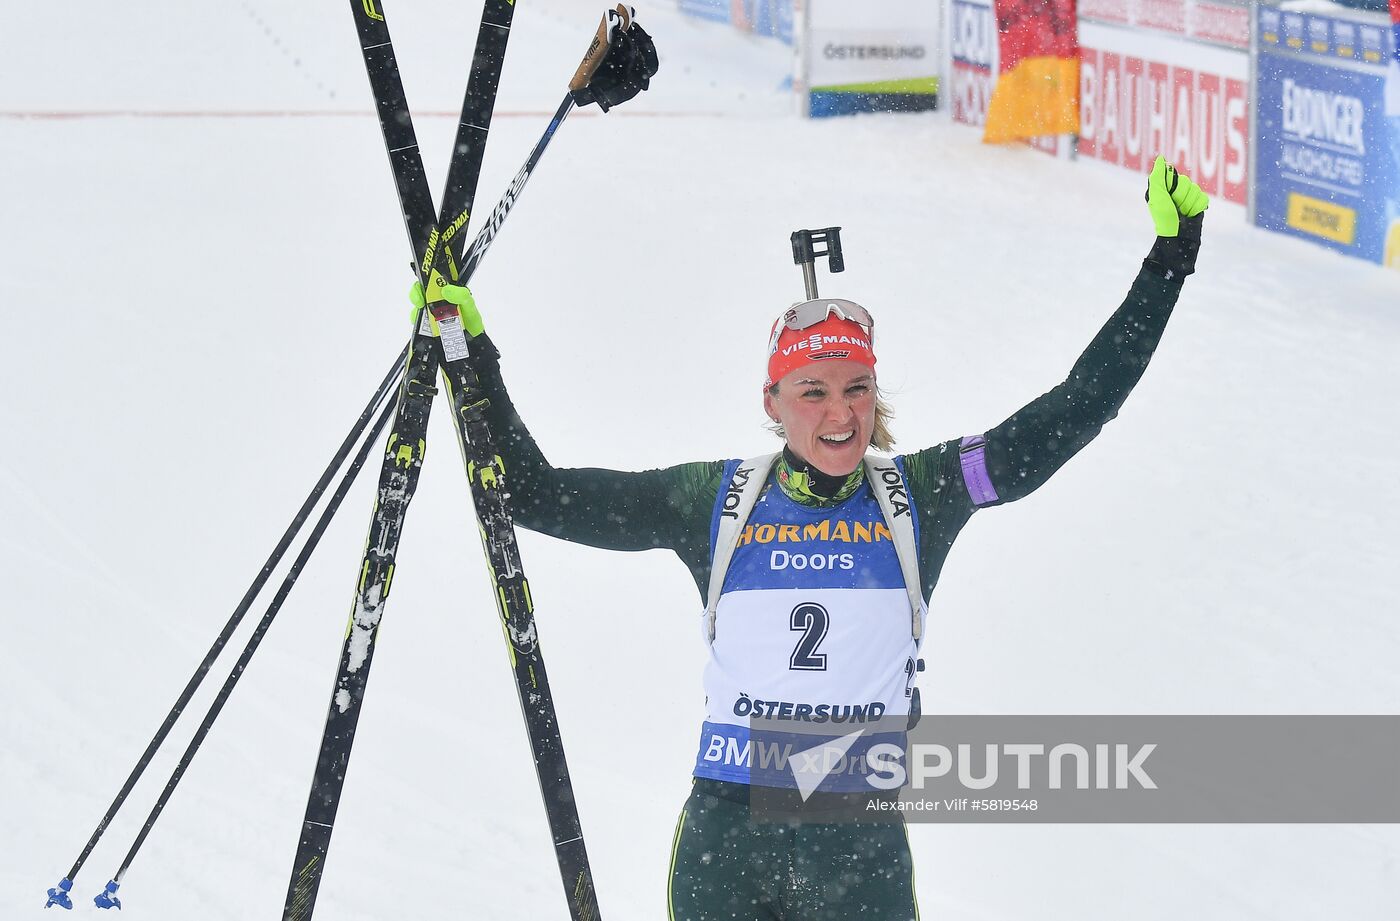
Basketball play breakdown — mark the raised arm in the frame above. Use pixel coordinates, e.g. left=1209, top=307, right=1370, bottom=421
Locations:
left=969, top=156, right=1209, bottom=507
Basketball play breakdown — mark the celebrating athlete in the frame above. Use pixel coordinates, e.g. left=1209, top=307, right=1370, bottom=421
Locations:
left=411, top=154, right=1208, bottom=920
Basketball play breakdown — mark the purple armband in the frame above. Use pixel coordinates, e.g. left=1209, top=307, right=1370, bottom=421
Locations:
left=959, top=435, right=1000, bottom=507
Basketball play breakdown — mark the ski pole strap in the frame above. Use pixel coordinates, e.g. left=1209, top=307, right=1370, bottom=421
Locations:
left=958, top=435, right=1000, bottom=507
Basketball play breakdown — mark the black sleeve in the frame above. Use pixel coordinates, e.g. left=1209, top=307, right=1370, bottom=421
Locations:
left=979, top=262, right=1185, bottom=505
left=466, top=335, right=724, bottom=586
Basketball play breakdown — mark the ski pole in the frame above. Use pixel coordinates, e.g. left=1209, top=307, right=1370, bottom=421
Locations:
left=44, top=346, right=406, bottom=910
left=282, top=85, right=580, bottom=921
left=455, top=95, right=574, bottom=281
left=87, top=386, right=400, bottom=910
left=282, top=0, right=522, bottom=914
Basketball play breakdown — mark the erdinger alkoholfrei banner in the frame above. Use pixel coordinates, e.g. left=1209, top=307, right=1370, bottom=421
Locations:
left=1393, top=0, right=1400, bottom=266
left=982, top=0, right=1080, bottom=142
left=1255, top=6, right=1400, bottom=267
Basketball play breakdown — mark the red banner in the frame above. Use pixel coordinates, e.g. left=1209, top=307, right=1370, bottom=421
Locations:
left=1392, top=0, right=1399, bottom=54
left=1077, top=43, right=1248, bottom=203
left=984, top=0, right=1081, bottom=142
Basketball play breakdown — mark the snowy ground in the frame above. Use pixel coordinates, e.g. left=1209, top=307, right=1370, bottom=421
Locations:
left=3, top=1, right=1400, bottom=919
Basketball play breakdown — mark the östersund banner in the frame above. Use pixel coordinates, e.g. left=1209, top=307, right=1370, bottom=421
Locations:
left=800, top=0, right=941, bottom=117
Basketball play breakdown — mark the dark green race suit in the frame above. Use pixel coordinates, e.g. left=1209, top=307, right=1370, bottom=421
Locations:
left=469, top=262, right=1185, bottom=920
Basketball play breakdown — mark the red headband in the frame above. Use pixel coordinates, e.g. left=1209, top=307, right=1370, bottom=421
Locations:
left=764, top=315, right=877, bottom=390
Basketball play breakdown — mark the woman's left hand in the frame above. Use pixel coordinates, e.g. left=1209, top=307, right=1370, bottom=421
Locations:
left=1144, top=155, right=1208, bottom=278
left=408, top=280, right=485, bottom=337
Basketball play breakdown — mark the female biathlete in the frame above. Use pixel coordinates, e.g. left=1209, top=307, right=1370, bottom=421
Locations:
left=413, top=157, right=1208, bottom=920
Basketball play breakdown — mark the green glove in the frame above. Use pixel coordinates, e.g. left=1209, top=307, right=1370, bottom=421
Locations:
left=1144, top=155, right=1208, bottom=279
left=408, top=279, right=485, bottom=338
left=1146, top=155, right=1209, bottom=237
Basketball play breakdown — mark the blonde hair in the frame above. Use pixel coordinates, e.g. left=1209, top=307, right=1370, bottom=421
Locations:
left=764, top=385, right=896, bottom=452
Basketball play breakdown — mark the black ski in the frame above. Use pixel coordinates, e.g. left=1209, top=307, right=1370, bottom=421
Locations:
left=286, top=4, right=653, bottom=918
left=282, top=2, right=516, bottom=919
left=422, top=13, right=656, bottom=916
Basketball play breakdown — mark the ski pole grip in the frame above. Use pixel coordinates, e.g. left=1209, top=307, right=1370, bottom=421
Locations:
left=569, top=4, right=631, bottom=92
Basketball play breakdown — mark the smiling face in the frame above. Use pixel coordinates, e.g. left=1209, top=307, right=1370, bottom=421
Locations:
left=764, top=360, right=877, bottom=477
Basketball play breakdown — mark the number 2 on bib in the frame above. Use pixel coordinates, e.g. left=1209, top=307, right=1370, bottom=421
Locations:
left=789, top=602, right=830, bottom=671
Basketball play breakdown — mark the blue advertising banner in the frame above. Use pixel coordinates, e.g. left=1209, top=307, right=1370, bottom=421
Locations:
left=678, top=0, right=795, bottom=44
left=678, top=0, right=731, bottom=26
left=752, top=0, right=795, bottom=43
left=1255, top=9, right=1400, bottom=266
